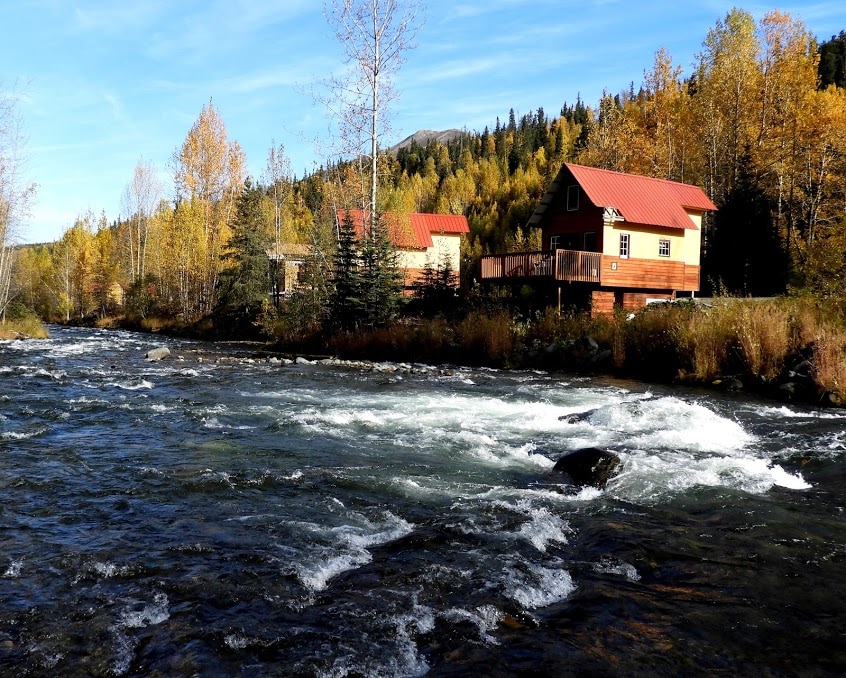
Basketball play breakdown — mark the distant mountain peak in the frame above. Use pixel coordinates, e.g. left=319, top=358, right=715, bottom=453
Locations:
left=389, top=129, right=464, bottom=153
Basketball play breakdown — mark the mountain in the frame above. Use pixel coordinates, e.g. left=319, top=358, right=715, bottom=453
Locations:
left=389, top=129, right=464, bottom=154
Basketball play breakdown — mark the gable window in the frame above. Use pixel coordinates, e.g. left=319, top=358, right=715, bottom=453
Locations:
left=550, top=235, right=560, bottom=251
left=619, top=233, right=630, bottom=259
left=566, top=185, right=579, bottom=211
left=658, top=239, right=671, bottom=257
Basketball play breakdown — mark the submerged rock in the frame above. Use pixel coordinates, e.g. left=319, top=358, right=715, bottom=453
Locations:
left=558, top=409, right=595, bottom=424
left=712, top=376, right=744, bottom=392
left=552, top=447, right=621, bottom=489
left=145, top=346, right=170, bottom=361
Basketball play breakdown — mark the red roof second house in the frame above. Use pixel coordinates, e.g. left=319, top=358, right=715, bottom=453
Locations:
left=336, top=210, right=470, bottom=249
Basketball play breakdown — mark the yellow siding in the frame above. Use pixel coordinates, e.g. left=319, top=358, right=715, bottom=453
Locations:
left=602, top=217, right=701, bottom=267
left=397, top=233, right=462, bottom=275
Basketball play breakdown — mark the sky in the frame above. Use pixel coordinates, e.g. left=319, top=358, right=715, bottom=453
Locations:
left=3, top=0, right=843, bottom=244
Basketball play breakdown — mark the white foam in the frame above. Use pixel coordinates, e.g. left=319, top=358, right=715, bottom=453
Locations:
left=202, top=417, right=255, bottom=431
left=110, top=592, right=170, bottom=675
left=769, top=463, right=812, bottom=490
left=296, top=551, right=373, bottom=592
left=91, top=561, right=135, bottom=578
left=517, top=506, right=572, bottom=553
left=443, top=605, right=503, bottom=645
left=3, top=559, right=23, bottom=578
left=292, top=511, right=414, bottom=592
left=505, top=562, right=576, bottom=610
left=593, top=556, right=641, bottom=581
left=110, top=379, right=154, bottom=391
left=754, top=404, right=846, bottom=420
left=224, top=633, right=251, bottom=650
left=116, top=592, right=170, bottom=629
left=612, top=451, right=811, bottom=500
left=1, top=426, right=47, bottom=440
left=586, top=396, right=754, bottom=454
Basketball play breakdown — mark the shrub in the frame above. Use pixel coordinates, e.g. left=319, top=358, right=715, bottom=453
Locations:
left=675, top=304, right=734, bottom=380
left=0, top=303, right=50, bottom=339
left=620, top=303, right=691, bottom=378
left=812, top=328, right=846, bottom=401
left=456, top=309, right=517, bottom=364
left=732, top=301, right=791, bottom=380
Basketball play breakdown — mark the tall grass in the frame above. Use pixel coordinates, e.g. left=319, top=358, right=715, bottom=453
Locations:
left=813, top=329, right=846, bottom=401
left=732, top=302, right=791, bottom=380
left=674, top=304, right=734, bottom=380
left=456, top=309, right=518, bottom=364
left=0, top=315, right=49, bottom=339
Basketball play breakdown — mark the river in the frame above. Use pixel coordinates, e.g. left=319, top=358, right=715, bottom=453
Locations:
left=1, top=325, right=844, bottom=676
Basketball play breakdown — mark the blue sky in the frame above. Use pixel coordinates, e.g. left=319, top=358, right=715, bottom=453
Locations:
left=4, top=0, right=843, bottom=244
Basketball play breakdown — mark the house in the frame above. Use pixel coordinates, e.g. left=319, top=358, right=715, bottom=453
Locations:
left=480, top=163, right=716, bottom=315
left=268, top=244, right=311, bottom=302
left=336, top=209, right=470, bottom=291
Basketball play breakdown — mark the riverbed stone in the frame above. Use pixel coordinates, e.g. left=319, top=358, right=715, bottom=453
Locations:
left=712, top=376, right=744, bottom=392
left=552, top=447, right=621, bottom=489
left=145, top=346, right=170, bottom=361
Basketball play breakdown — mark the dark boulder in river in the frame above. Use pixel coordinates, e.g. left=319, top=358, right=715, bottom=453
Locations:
left=552, top=447, right=621, bottom=489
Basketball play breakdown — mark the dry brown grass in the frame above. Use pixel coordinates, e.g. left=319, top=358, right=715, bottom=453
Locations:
left=0, top=316, right=49, bottom=339
left=732, top=302, right=791, bottom=380
left=456, top=309, right=517, bottom=363
left=675, top=305, right=734, bottom=380
left=812, top=328, right=846, bottom=401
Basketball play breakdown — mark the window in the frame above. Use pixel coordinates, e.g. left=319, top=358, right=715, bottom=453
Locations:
left=658, top=239, right=671, bottom=257
left=567, top=185, right=579, bottom=211
left=550, top=235, right=560, bottom=251
left=619, top=233, right=630, bottom=259
left=583, top=231, right=597, bottom=252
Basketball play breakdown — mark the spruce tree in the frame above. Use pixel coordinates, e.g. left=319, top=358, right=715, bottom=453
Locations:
left=216, top=179, right=270, bottom=328
left=328, top=210, right=364, bottom=331
left=819, top=31, right=846, bottom=89
left=411, top=252, right=458, bottom=318
left=358, top=213, right=404, bottom=327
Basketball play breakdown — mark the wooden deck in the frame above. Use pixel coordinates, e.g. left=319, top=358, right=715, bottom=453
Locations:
left=480, top=250, right=699, bottom=291
left=480, top=250, right=601, bottom=283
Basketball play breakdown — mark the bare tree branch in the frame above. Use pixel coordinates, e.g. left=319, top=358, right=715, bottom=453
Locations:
left=323, top=0, right=423, bottom=235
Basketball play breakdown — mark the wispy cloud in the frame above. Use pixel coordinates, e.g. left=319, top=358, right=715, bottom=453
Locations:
left=72, top=2, right=166, bottom=33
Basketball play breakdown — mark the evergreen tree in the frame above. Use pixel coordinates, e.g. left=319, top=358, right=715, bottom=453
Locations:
left=704, top=151, right=786, bottom=296
left=328, top=209, right=363, bottom=331
left=410, top=252, right=458, bottom=318
left=358, top=213, right=404, bottom=327
left=216, top=179, right=271, bottom=325
left=819, top=31, right=846, bottom=89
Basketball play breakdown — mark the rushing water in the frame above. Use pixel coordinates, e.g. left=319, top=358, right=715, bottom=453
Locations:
left=1, top=325, right=845, bottom=676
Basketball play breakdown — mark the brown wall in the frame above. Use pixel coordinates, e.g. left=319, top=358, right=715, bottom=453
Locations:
left=601, top=257, right=699, bottom=292
left=591, top=290, right=615, bottom=316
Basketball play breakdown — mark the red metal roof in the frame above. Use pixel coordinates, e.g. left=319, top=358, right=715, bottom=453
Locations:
left=565, top=163, right=716, bottom=230
left=336, top=210, right=469, bottom=249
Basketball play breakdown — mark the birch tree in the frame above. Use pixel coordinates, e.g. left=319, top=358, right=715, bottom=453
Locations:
left=121, top=157, right=161, bottom=282
left=0, top=81, right=36, bottom=322
left=324, top=0, right=423, bottom=235
left=263, top=141, right=293, bottom=254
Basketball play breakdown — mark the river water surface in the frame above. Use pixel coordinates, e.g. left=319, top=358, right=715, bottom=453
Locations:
left=1, top=326, right=845, bottom=676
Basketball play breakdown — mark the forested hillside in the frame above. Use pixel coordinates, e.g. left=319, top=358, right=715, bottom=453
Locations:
left=8, top=8, right=846, bottom=329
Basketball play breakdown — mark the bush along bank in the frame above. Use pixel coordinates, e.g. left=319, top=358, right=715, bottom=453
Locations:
left=533, top=298, right=846, bottom=408
left=317, top=298, right=846, bottom=409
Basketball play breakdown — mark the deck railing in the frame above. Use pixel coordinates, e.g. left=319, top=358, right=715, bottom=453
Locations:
left=480, top=250, right=601, bottom=283
left=555, top=250, right=601, bottom=282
